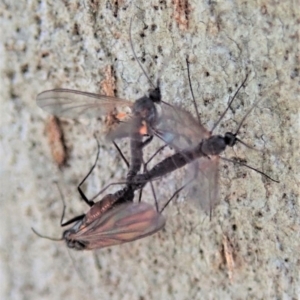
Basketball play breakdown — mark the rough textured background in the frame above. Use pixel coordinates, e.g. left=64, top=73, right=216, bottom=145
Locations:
left=0, top=1, right=299, bottom=299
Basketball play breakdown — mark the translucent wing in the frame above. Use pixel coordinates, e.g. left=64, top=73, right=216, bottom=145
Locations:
left=105, top=118, right=138, bottom=141
left=155, top=104, right=210, bottom=150
left=186, top=156, right=219, bottom=215
left=36, top=89, right=133, bottom=119
left=69, top=202, right=166, bottom=250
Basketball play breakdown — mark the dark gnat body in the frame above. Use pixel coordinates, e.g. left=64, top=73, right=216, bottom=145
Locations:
left=63, top=186, right=134, bottom=250
left=132, top=133, right=237, bottom=189
left=61, top=186, right=165, bottom=250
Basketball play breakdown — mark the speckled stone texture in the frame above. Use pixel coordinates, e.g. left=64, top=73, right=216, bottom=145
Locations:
left=0, top=1, right=299, bottom=299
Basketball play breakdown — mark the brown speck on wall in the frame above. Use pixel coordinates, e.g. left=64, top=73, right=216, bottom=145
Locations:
left=100, top=65, right=116, bottom=97
left=46, top=116, right=67, bottom=168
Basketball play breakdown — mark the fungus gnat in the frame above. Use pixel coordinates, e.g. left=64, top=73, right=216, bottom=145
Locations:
left=130, top=67, right=279, bottom=217
left=32, top=139, right=165, bottom=250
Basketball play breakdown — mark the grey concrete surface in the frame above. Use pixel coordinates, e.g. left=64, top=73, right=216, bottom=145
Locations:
left=0, top=1, right=299, bottom=299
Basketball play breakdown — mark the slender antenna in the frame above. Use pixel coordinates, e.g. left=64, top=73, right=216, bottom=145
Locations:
left=55, top=182, right=67, bottom=225
left=220, top=156, right=279, bottom=183
left=234, top=97, right=261, bottom=136
left=211, top=74, right=249, bottom=133
left=186, top=57, right=201, bottom=126
left=129, top=17, right=156, bottom=90
left=31, top=181, right=68, bottom=241
left=31, top=227, right=63, bottom=241
left=235, top=137, right=258, bottom=151
left=130, top=16, right=171, bottom=106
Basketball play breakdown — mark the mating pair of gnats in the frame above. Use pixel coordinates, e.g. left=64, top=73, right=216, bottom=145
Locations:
left=34, top=66, right=279, bottom=251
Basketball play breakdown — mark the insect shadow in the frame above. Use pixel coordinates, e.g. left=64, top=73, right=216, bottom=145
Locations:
left=32, top=138, right=166, bottom=250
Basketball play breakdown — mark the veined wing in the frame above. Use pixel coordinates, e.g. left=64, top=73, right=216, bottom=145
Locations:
left=186, top=155, right=219, bottom=216
left=69, top=202, right=166, bottom=249
left=36, top=89, right=133, bottom=119
left=105, top=118, right=139, bottom=141
left=155, top=103, right=210, bottom=150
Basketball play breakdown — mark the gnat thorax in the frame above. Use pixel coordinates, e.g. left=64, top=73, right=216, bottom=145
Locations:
left=132, top=96, right=158, bottom=127
left=201, top=135, right=228, bottom=156
left=201, top=133, right=238, bottom=156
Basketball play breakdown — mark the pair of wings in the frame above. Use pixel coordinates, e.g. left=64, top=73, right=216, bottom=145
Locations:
left=67, top=202, right=166, bottom=250
left=37, top=89, right=220, bottom=215
left=36, top=89, right=209, bottom=146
